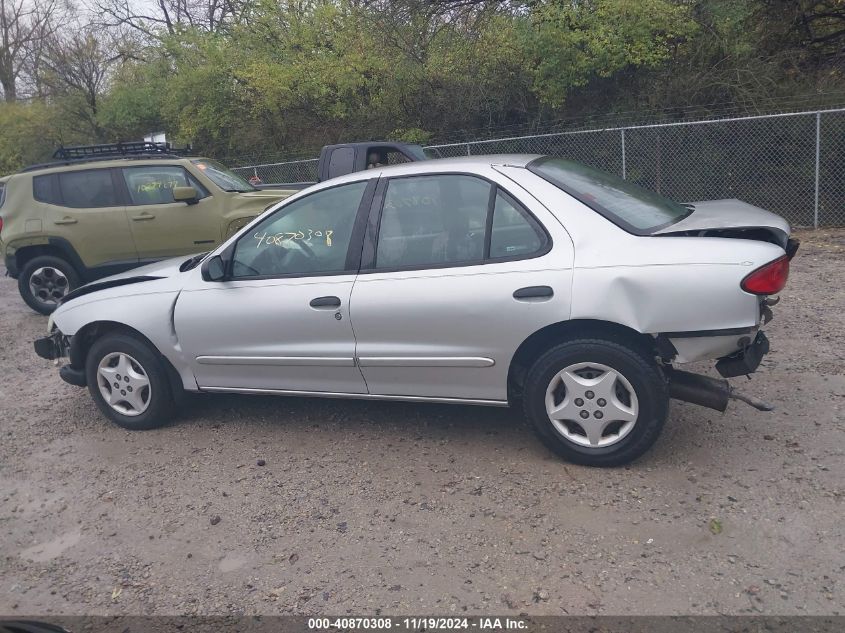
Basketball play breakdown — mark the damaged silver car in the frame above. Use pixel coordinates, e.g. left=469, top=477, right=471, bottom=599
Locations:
left=35, top=155, right=798, bottom=466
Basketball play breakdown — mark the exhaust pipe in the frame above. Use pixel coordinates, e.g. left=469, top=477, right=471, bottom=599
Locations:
left=667, top=369, right=774, bottom=412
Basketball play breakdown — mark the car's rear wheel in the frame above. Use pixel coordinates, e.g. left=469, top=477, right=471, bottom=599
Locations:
left=523, top=338, right=668, bottom=467
left=18, top=255, right=80, bottom=315
left=85, top=333, right=175, bottom=430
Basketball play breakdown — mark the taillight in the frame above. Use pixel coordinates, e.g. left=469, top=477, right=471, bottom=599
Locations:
left=0, top=216, right=3, bottom=234
left=741, top=255, right=789, bottom=295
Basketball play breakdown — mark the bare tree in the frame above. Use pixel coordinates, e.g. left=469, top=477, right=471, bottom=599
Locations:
left=90, top=0, right=253, bottom=39
left=38, top=27, right=117, bottom=136
left=0, top=0, right=58, bottom=101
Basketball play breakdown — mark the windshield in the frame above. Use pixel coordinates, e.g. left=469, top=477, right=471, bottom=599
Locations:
left=527, top=157, right=691, bottom=234
left=191, top=159, right=256, bottom=193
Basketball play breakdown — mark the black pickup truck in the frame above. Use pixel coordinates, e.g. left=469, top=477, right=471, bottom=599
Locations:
left=251, top=141, right=430, bottom=189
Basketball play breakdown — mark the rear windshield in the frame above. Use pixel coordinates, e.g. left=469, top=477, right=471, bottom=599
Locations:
left=527, top=157, right=691, bottom=234
left=0, top=182, right=5, bottom=208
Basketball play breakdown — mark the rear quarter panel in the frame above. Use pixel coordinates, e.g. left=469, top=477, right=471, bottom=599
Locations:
left=495, top=166, right=784, bottom=335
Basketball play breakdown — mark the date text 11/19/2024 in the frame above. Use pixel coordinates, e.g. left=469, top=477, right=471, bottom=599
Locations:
left=307, top=616, right=529, bottom=630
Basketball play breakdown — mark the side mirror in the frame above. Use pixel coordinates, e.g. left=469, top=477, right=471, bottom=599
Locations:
left=173, top=186, right=199, bottom=205
left=201, top=254, right=227, bottom=281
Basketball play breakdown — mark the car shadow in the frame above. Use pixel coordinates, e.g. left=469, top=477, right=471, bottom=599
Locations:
left=177, top=390, right=525, bottom=436
left=171, top=391, right=700, bottom=468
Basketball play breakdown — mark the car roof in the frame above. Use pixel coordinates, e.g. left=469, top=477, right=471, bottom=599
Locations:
left=15, top=155, right=203, bottom=176
left=325, top=153, right=543, bottom=187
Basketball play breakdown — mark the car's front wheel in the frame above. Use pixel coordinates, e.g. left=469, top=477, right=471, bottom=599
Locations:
left=18, top=255, right=80, bottom=315
left=523, top=338, right=668, bottom=467
left=85, top=333, right=175, bottom=430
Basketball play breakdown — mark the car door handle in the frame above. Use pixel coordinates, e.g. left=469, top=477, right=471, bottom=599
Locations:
left=54, top=217, right=78, bottom=225
left=513, top=286, right=554, bottom=300
left=132, top=212, right=156, bottom=221
left=310, top=296, right=341, bottom=308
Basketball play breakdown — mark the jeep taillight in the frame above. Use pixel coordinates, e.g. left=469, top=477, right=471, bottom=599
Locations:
left=741, top=255, right=789, bottom=295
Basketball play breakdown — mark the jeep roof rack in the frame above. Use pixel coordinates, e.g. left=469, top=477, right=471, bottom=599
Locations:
left=52, top=141, right=192, bottom=160
left=19, top=141, right=197, bottom=173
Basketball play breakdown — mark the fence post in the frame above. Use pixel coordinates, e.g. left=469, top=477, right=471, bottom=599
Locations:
left=466, top=143, right=471, bottom=156
left=814, top=112, right=821, bottom=229
left=621, top=128, right=627, bottom=179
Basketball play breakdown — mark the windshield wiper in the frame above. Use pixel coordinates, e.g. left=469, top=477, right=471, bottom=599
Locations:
left=180, top=252, right=209, bottom=271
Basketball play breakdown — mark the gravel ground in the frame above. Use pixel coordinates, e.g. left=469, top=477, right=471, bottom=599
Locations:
left=1, top=229, right=844, bottom=617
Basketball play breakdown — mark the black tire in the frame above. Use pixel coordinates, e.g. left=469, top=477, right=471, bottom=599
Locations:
left=18, top=255, right=81, bottom=315
left=85, top=333, right=175, bottom=430
left=523, top=337, right=668, bottom=467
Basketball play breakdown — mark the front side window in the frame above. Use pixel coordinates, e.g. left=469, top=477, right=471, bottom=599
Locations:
left=527, top=157, right=691, bottom=233
left=58, top=169, right=120, bottom=208
left=231, top=181, right=368, bottom=278
left=376, top=175, right=490, bottom=269
left=191, top=159, right=255, bottom=193
left=122, top=166, right=207, bottom=205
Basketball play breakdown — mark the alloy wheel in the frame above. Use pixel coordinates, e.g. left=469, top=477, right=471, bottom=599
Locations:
left=29, top=266, right=70, bottom=304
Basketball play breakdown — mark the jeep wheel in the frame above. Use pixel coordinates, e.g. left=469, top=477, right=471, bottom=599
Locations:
left=523, top=338, right=668, bottom=467
left=18, top=255, right=80, bottom=315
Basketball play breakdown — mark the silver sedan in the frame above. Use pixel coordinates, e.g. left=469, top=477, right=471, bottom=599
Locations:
left=35, top=155, right=798, bottom=466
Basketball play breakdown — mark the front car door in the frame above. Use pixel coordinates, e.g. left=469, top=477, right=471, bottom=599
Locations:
left=175, top=178, right=376, bottom=394
left=121, top=165, right=220, bottom=261
left=350, top=168, right=575, bottom=402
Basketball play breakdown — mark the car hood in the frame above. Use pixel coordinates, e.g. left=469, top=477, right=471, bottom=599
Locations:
left=236, top=188, right=299, bottom=200
left=58, top=255, right=195, bottom=308
left=102, top=255, right=191, bottom=282
left=655, top=199, right=791, bottom=245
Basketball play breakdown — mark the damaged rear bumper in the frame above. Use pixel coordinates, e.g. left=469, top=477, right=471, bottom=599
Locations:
left=666, top=331, right=774, bottom=412
left=715, top=330, right=769, bottom=378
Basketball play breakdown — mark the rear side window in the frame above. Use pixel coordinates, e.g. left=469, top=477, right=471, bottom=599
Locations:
left=58, top=170, right=120, bottom=208
left=373, top=175, right=548, bottom=270
left=33, top=174, right=61, bottom=204
left=365, top=147, right=415, bottom=168
left=527, top=157, right=691, bottom=233
left=490, top=191, right=545, bottom=258
left=376, top=175, right=489, bottom=269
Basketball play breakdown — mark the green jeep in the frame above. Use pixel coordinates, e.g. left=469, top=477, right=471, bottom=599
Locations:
left=0, top=143, right=294, bottom=314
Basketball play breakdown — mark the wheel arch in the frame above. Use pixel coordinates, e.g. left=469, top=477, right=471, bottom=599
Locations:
left=14, top=238, right=87, bottom=279
left=507, top=318, right=659, bottom=404
left=70, top=320, right=186, bottom=404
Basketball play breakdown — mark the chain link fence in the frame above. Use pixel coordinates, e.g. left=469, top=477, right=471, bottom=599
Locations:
left=232, top=108, right=845, bottom=227
left=232, top=158, right=319, bottom=186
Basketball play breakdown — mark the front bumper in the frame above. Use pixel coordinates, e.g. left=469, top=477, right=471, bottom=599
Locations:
left=34, top=330, right=68, bottom=361
left=34, top=331, right=87, bottom=387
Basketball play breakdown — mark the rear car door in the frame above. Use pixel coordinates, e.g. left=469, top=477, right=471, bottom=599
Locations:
left=175, top=179, right=375, bottom=394
left=350, top=170, right=575, bottom=402
left=34, top=168, right=137, bottom=271
left=121, top=165, right=221, bottom=261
